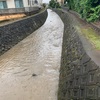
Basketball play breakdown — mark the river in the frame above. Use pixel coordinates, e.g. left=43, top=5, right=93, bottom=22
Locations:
left=0, top=9, right=64, bottom=100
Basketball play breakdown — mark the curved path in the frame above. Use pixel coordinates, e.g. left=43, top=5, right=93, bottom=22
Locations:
left=0, top=9, right=64, bottom=100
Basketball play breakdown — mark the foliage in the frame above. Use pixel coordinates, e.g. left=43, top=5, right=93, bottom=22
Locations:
left=66, top=0, right=100, bottom=22
left=42, top=3, right=46, bottom=8
left=49, top=0, right=61, bottom=8
left=87, top=5, right=100, bottom=22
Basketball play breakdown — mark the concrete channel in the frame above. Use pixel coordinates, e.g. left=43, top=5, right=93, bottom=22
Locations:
left=0, top=9, right=64, bottom=100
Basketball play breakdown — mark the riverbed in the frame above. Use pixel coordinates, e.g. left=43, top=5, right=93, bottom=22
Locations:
left=0, top=9, right=64, bottom=100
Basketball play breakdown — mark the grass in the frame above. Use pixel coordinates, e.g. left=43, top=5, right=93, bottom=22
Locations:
left=76, top=26, right=100, bottom=50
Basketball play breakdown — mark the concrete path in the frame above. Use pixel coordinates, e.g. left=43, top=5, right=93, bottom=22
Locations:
left=0, top=9, right=64, bottom=100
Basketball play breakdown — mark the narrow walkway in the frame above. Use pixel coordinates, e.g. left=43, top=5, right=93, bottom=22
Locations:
left=0, top=9, right=64, bottom=100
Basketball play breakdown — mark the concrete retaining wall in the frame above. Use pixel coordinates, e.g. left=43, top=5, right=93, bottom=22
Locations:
left=54, top=10, right=100, bottom=100
left=0, top=7, right=40, bottom=15
left=0, top=9, right=48, bottom=56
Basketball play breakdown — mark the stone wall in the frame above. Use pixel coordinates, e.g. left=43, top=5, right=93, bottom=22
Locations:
left=0, top=9, right=48, bottom=56
left=54, top=10, right=100, bottom=100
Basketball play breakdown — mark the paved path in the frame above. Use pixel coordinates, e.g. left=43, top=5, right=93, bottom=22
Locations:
left=0, top=9, right=64, bottom=100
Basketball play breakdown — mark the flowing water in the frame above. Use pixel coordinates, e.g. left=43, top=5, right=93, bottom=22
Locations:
left=0, top=9, right=64, bottom=100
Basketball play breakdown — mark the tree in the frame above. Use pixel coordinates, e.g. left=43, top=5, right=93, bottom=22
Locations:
left=49, top=0, right=61, bottom=8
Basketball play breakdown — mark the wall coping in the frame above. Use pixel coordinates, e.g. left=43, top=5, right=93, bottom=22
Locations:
left=0, top=7, right=47, bottom=27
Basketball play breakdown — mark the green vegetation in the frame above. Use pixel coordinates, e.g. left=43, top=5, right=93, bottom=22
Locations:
left=65, top=0, right=100, bottom=22
left=76, top=26, right=100, bottom=50
left=49, top=0, right=61, bottom=8
left=42, top=3, right=46, bottom=8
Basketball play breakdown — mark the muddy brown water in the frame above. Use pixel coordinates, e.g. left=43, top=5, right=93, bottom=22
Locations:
left=0, top=9, right=64, bottom=100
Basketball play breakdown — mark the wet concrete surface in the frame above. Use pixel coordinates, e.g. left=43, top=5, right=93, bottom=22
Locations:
left=0, top=9, right=64, bottom=100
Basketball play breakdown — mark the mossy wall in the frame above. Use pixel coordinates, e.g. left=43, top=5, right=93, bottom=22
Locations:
left=54, top=10, right=100, bottom=100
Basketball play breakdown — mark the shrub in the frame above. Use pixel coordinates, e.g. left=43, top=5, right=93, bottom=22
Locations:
left=49, top=0, right=61, bottom=8
left=67, top=0, right=100, bottom=22
left=87, top=5, right=100, bottom=22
